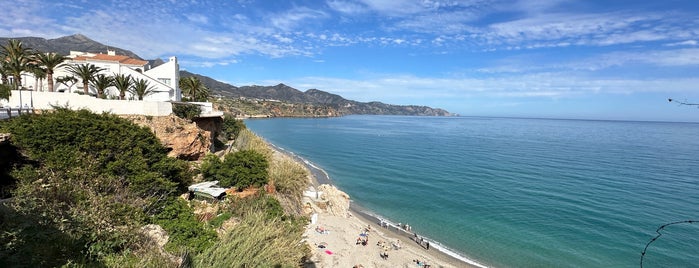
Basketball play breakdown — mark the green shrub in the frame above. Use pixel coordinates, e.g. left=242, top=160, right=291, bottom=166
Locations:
left=221, top=117, right=246, bottom=141
left=153, top=198, right=217, bottom=254
left=172, top=103, right=201, bottom=120
left=209, top=212, right=232, bottom=228
left=0, top=109, right=194, bottom=266
left=220, top=150, right=268, bottom=189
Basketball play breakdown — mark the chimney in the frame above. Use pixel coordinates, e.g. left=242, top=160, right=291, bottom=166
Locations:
left=107, top=49, right=116, bottom=56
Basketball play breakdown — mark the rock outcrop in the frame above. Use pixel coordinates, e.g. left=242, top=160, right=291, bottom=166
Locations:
left=317, top=184, right=351, bottom=217
left=123, top=115, right=212, bottom=160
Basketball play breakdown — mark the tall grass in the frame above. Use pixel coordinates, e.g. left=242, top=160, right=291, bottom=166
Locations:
left=232, top=129, right=272, bottom=159
left=194, top=211, right=309, bottom=268
left=269, top=154, right=309, bottom=215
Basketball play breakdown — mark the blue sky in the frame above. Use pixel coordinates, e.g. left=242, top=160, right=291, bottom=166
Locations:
left=2, top=0, right=699, bottom=121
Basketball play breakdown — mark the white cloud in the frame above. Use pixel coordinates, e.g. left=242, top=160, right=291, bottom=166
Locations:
left=282, top=72, right=699, bottom=104
left=185, top=13, right=209, bottom=24
left=666, top=40, right=698, bottom=47
left=327, top=0, right=368, bottom=14
left=268, top=7, right=329, bottom=31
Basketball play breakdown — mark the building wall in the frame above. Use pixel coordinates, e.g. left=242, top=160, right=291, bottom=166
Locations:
left=1, top=90, right=173, bottom=116
left=145, top=57, right=181, bottom=101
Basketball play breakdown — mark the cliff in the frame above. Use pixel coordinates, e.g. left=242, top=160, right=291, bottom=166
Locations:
left=122, top=115, right=211, bottom=160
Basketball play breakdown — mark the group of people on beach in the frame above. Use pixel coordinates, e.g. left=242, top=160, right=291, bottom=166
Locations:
left=413, top=233, right=430, bottom=250
left=355, top=225, right=371, bottom=246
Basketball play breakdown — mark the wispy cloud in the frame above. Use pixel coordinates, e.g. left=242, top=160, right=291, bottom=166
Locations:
left=283, top=72, right=699, bottom=104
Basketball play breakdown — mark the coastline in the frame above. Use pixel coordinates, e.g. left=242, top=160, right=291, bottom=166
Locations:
left=267, top=142, right=486, bottom=268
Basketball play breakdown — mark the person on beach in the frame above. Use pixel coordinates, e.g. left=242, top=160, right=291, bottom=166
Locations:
left=426, top=241, right=430, bottom=250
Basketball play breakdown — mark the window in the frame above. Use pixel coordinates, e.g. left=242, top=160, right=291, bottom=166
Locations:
left=158, top=78, right=171, bottom=85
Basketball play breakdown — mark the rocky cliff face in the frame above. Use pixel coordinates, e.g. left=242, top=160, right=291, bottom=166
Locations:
left=123, top=115, right=211, bottom=160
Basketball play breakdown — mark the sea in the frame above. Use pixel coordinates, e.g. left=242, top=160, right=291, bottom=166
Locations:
left=245, top=115, right=699, bottom=268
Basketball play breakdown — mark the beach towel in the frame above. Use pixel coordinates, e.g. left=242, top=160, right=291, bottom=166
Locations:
left=325, top=250, right=333, bottom=255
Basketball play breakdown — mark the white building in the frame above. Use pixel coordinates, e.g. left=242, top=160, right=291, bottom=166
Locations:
left=21, top=50, right=181, bottom=102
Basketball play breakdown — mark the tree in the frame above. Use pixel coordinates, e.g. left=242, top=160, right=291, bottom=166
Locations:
left=55, top=76, right=77, bottom=93
left=66, top=63, right=104, bottom=95
left=34, top=52, right=68, bottom=92
left=90, top=74, right=113, bottom=99
left=29, top=65, right=46, bottom=91
left=0, top=60, right=10, bottom=85
left=0, top=83, right=10, bottom=101
left=179, top=76, right=209, bottom=101
left=129, top=78, right=155, bottom=100
left=1, top=39, right=35, bottom=113
left=113, top=74, right=132, bottom=100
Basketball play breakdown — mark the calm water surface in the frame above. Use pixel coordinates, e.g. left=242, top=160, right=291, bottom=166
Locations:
left=245, top=116, right=699, bottom=267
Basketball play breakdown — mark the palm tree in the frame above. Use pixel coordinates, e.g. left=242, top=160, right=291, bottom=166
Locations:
left=90, top=74, right=114, bottom=99
left=30, top=65, right=46, bottom=91
left=179, top=76, right=209, bottom=101
left=113, top=73, right=132, bottom=100
left=66, top=63, right=104, bottom=95
left=0, top=60, right=10, bottom=85
left=34, top=52, right=67, bottom=92
left=129, top=78, right=156, bottom=100
left=1, top=39, right=35, bottom=113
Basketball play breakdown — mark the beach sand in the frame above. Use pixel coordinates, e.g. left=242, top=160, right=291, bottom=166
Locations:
left=269, top=146, right=481, bottom=268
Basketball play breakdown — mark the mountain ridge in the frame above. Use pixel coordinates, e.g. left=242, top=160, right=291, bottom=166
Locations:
left=1, top=34, right=453, bottom=116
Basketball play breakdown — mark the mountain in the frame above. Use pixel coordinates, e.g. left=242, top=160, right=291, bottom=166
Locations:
left=0, top=34, right=142, bottom=59
left=1, top=34, right=452, bottom=116
left=180, top=71, right=453, bottom=116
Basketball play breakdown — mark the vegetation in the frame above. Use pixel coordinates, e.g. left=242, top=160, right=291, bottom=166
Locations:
left=221, top=116, right=246, bottom=141
left=0, top=83, right=10, bottom=101
left=34, top=52, right=68, bottom=92
left=200, top=150, right=268, bottom=189
left=0, top=109, right=205, bottom=266
left=130, top=78, right=156, bottom=100
left=91, top=73, right=114, bottom=99
left=113, top=73, right=132, bottom=100
left=195, top=210, right=308, bottom=268
left=0, top=103, right=311, bottom=267
left=55, top=75, right=77, bottom=93
left=179, top=76, right=209, bottom=102
left=67, top=63, right=105, bottom=95
left=172, top=102, right=202, bottom=120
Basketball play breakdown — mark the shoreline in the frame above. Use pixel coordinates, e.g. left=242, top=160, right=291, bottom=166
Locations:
left=266, top=141, right=487, bottom=268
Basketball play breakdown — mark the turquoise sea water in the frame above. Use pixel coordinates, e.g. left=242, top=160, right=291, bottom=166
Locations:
left=245, top=116, right=699, bottom=268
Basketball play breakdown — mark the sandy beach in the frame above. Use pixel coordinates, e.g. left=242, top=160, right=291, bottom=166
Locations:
left=270, top=144, right=483, bottom=268
left=301, top=183, right=479, bottom=268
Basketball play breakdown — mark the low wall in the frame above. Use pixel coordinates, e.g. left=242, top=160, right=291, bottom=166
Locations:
left=2, top=90, right=173, bottom=116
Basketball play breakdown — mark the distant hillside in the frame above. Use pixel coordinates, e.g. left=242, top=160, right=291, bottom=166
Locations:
left=1, top=34, right=452, bottom=116
left=180, top=71, right=453, bottom=116
left=0, top=34, right=142, bottom=59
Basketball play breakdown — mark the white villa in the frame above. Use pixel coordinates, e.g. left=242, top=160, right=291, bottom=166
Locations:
left=30, top=50, right=182, bottom=102
left=2, top=50, right=221, bottom=118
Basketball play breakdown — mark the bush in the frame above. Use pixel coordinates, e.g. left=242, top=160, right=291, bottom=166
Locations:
left=172, top=103, right=201, bottom=120
left=152, top=198, right=217, bottom=254
left=0, top=109, right=193, bottom=266
left=220, top=150, right=268, bottom=189
left=200, top=150, right=268, bottom=189
left=221, top=117, right=246, bottom=141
